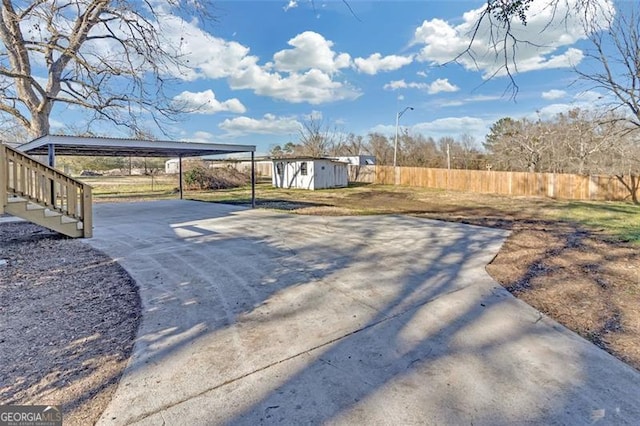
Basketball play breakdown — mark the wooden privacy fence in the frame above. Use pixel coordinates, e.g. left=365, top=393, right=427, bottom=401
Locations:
left=352, top=165, right=638, bottom=202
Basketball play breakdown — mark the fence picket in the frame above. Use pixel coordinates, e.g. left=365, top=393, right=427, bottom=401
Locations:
left=354, top=165, right=638, bottom=202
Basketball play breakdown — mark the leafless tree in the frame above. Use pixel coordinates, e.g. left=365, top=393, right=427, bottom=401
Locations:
left=456, top=0, right=608, bottom=97
left=576, top=2, right=640, bottom=131
left=397, top=131, right=441, bottom=168
left=612, top=136, right=640, bottom=203
left=551, top=109, right=618, bottom=174
left=297, top=116, right=343, bottom=157
left=366, top=132, right=393, bottom=165
left=0, top=112, right=28, bottom=145
left=0, top=0, right=211, bottom=138
left=335, top=133, right=366, bottom=156
left=485, top=116, right=551, bottom=172
left=451, top=134, right=483, bottom=169
left=485, top=109, right=635, bottom=180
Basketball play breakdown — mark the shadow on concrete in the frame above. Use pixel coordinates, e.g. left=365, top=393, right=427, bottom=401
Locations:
left=85, top=201, right=640, bottom=425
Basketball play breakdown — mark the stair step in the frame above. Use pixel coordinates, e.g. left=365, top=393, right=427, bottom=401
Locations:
left=44, top=209, right=62, bottom=218
left=60, top=215, right=78, bottom=224
left=3, top=146, right=91, bottom=238
left=4, top=200, right=83, bottom=238
left=27, top=203, right=45, bottom=211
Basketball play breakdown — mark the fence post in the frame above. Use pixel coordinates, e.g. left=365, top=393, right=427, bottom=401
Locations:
left=589, top=175, right=597, bottom=200
left=82, top=183, right=93, bottom=238
left=0, top=144, right=6, bottom=214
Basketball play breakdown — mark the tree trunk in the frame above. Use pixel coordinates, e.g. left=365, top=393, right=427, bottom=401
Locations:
left=29, top=107, right=51, bottom=139
left=615, top=174, right=640, bottom=204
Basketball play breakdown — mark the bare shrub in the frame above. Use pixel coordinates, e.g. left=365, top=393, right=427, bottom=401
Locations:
left=183, top=161, right=249, bottom=190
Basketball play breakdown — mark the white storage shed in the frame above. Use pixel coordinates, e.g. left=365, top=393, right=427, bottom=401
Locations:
left=272, top=158, right=348, bottom=190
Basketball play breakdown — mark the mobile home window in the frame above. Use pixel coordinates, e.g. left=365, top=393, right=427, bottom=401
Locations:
left=276, top=162, right=283, bottom=175
left=300, top=162, right=308, bottom=176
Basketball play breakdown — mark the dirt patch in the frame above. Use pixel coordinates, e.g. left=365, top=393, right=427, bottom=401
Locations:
left=293, top=206, right=356, bottom=216
left=0, top=222, right=141, bottom=425
left=487, top=224, right=640, bottom=369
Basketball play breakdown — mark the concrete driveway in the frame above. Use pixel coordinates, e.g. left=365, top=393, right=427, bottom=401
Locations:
left=88, top=200, right=640, bottom=425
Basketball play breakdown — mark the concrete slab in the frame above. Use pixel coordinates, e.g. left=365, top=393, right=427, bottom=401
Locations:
left=87, top=200, right=640, bottom=425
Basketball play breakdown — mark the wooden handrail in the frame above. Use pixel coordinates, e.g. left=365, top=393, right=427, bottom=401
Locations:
left=1, top=143, right=93, bottom=237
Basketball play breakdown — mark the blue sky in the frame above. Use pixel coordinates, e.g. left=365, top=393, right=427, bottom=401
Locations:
left=49, top=0, right=615, bottom=155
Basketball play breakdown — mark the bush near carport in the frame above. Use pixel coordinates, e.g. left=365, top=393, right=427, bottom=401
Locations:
left=183, top=162, right=249, bottom=190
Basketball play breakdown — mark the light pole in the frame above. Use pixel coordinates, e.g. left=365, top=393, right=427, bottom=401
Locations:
left=394, top=106, right=413, bottom=167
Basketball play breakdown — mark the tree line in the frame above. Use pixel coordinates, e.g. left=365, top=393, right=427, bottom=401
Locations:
left=270, top=117, right=486, bottom=170
left=484, top=109, right=639, bottom=176
left=270, top=109, right=640, bottom=177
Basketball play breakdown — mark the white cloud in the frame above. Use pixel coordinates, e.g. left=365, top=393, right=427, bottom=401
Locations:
left=383, top=78, right=459, bottom=94
left=535, top=103, right=576, bottom=119
left=532, top=90, right=607, bottom=120
left=273, top=31, right=351, bottom=74
left=284, top=1, right=298, bottom=11
left=542, top=89, right=567, bottom=100
left=370, top=116, right=490, bottom=140
left=440, top=94, right=502, bottom=107
left=304, top=110, right=323, bottom=120
left=368, top=124, right=395, bottom=135
left=158, top=15, right=254, bottom=81
left=162, top=23, right=360, bottom=104
left=229, top=65, right=360, bottom=104
left=172, top=89, right=246, bottom=114
left=417, top=70, right=428, bottom=78
left=440, top=100, right=464, bottom=107
left=383, top=80, right=424, bottom=91
left=187, top=131, right=216, bottom=142
left=219, top=114, right=302, bottom=135
left=573, top=90, right=603, bottom=102
left=412, top=117, right=488, bottom=136
left=354, top=53, right=413, bottom=75
left=49, top=118, right=65, bottom=129
left=412, top=0, right=614, bottom=78
left=426, top=78, right=459, bottom=94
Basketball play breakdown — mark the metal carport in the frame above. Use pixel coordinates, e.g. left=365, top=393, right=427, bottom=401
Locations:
left=17, top=135, right=257, bottom=207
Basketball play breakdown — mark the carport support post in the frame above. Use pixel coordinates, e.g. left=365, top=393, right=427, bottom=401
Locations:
left=178, top=155, right=183, bottom=200
left=48, top=144, right=56, bottom=207
left=251, top=151, right=255, bottom=208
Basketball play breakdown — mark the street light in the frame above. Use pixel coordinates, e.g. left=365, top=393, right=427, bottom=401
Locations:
left=394, top=106, right=413, bottom=167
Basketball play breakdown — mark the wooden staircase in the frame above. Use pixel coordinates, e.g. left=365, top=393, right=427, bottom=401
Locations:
left=1, top=143, right=92, bottom=238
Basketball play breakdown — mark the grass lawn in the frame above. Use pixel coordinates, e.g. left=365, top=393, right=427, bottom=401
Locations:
left=187, top=182, right=640, bottom=244
left=80, top=174, right=180, bottom=201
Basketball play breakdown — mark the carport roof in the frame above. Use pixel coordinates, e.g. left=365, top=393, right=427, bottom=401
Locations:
left=18, top=134, right=255, bottom=158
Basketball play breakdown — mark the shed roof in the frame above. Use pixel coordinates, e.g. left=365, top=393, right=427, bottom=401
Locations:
left=271, top=157, right=348, bottom=164
left=18, top=135, right=255, bottom=158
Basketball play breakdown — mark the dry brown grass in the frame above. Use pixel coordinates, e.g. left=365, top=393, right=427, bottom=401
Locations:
left=0, top=222, right=141, bottom=425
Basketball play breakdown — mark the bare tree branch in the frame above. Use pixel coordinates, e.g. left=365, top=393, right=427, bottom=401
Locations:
left=0, top=0, right=213, bottom=138
left=575, top=2, right=640, bottom=130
